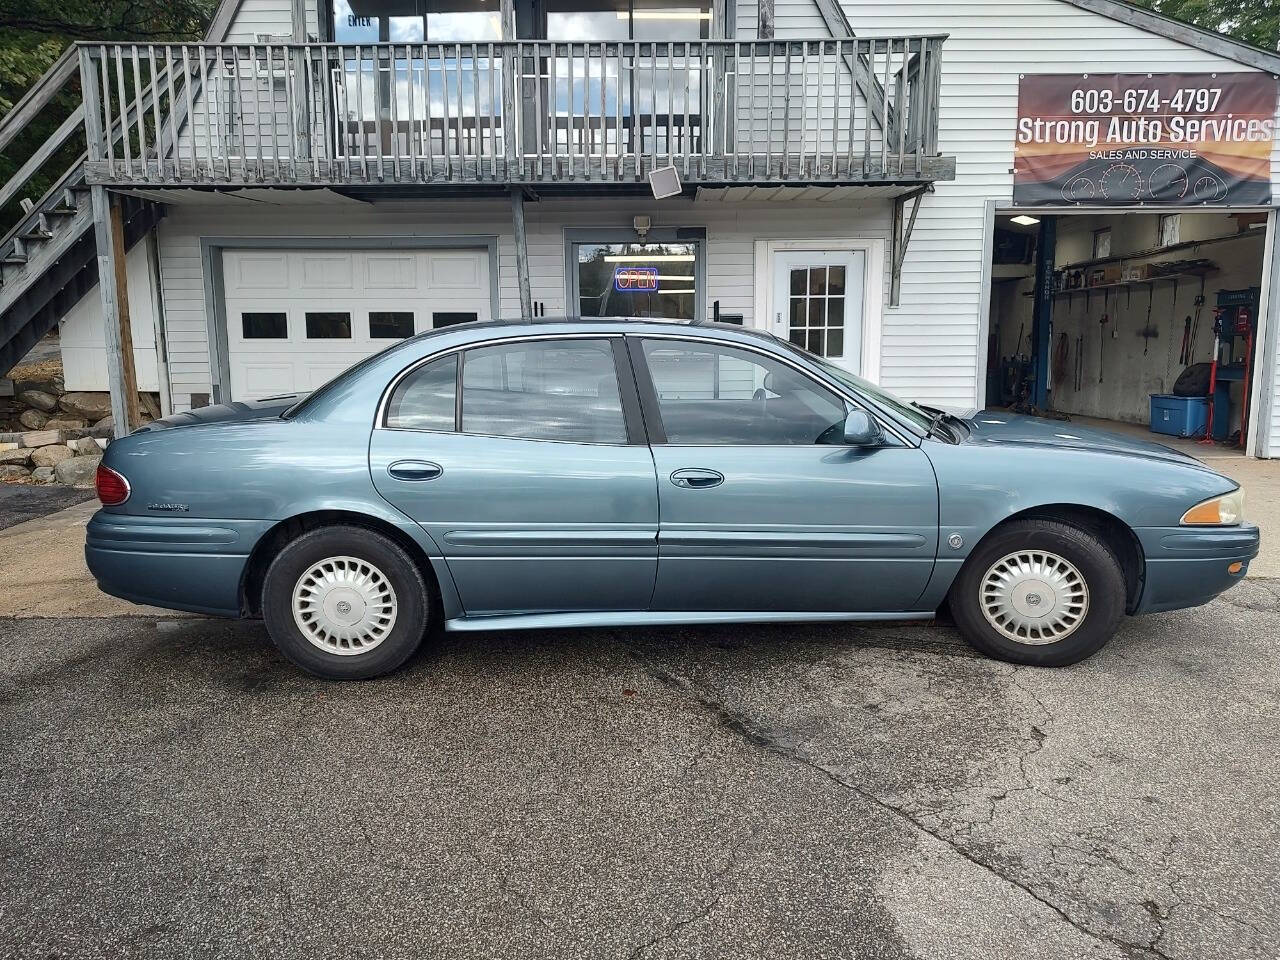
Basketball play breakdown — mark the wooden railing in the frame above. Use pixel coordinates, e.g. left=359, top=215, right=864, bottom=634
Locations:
left=77, top=38, right=950, bottom=188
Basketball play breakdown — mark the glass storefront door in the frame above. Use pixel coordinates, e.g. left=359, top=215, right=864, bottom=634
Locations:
left=574, top=241, right=699, bottom=320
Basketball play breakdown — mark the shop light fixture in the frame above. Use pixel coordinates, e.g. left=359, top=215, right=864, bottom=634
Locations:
left=618, top=10, right=712, bottom=18
left=1010, top=215, right=1040, bottom=226
left=603, top=254, right=696, bottom=262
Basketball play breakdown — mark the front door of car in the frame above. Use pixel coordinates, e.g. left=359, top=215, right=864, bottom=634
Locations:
left=631, top=336, right=939, bottom=613
left=370, top=335, right=658, bottom=616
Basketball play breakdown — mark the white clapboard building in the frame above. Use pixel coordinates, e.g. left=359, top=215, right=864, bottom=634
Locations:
left=3, top=0, right=1280, bottom=455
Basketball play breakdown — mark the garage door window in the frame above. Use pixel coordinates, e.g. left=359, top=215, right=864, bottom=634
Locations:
left=386, top=354, right=457, bottom=431
left=370, top=311, right=416, bottom=339
left=460, top=339, right=627, bottom=443
left=306, top=312, right=353, bottom=339
left=242, top=312, right=287, bottom=339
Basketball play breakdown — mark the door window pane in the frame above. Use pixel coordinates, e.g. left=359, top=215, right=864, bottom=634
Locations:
left=386, top=354, right=457, bottom=430
left=332, top=0, right=501, bottom=41
left=786, top=265, right=846, bottom=358
left=576, top=241, right=697, bottom=320
left=306, top=312, right=353, bottom=338
left=461, top=339, right=627, bottom=443
left=242, top=312, right=287, bottom=339
left=370, top=311, right=416, bottom=338
left=641, top=339, right=847, bottom=445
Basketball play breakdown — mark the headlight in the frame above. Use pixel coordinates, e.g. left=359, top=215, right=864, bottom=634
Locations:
left=1180, top=489, right=1245, bottom=526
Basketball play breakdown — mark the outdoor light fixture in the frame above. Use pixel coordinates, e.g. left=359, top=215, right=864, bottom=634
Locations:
left=649, top=166, right=682, bottom=199
left=1010, top=214, right=1040, bottom=226
left=632, top=215, right=651, bottom=239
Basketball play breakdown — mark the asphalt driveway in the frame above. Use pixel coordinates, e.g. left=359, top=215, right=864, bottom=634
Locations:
left=2, top=582, right=1278, bottom=959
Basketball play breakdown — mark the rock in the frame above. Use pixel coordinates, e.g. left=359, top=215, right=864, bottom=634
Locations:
left=17, top=389, right=58, bottom=413
left=0, top=464, right=31, bottom=481
left=18, top=409, right=49, bottom=430
left=30, top=445, right=74, bottom=468
left=32, top=466, right=55, bottom=483
left=94, top=415, right=113, bottom=430
left=43, top=417, right=87, bottom=431
left=20, top=430, right=61, bottom=448
left=54, top=455, right=101, bottom=487
left=59, top=392, right=113, bottom=421
left=68, top=437, right=100, bottom=455
left=0, top=448, right=31, bottom=466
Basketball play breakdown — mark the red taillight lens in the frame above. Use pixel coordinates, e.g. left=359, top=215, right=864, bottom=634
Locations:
left=95, top=465, right=130, bottom=506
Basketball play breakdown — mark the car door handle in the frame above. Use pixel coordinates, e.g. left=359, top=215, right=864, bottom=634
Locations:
left=670, top=468, right=724, bottom=489
left=387, top=460, right=443, bottom=482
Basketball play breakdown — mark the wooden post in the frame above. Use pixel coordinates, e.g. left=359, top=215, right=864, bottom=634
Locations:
left=90, top=186, right=141, bottom=437
left=511, top=187, right=533, bottom=318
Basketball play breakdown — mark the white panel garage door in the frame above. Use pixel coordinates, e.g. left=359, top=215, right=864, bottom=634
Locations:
left=222, top=248, right=491, bottom=401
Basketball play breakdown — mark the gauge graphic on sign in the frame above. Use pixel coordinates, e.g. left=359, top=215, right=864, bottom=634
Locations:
left=1099, top=163, right=1144, bottom=200
left=1147, top=163, right=1190, bottom=200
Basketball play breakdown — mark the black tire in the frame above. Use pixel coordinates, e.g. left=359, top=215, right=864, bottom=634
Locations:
left=948, top=518, right=1126, bottom=667
left=261, top=525, right=431, bottom=680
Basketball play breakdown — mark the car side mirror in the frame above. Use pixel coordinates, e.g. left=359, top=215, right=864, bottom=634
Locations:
left=843, top=409, right=884, bottom=447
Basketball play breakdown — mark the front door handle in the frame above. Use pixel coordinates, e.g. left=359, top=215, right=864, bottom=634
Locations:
left=387, top=460, right=443, bottom=482
left=670, top=468, right=724, bottom=489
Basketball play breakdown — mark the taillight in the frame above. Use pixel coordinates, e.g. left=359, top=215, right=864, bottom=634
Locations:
left=95, top=465, right=131, bottom=506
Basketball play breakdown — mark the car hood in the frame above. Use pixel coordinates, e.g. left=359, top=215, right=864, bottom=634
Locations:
left=961, top=410, right=1212, bottom=469
left=132, top=394, right=305, bottom=432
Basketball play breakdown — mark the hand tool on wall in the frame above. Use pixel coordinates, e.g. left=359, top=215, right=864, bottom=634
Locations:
left=1140, top=282, right=1157, bottom=355
left=1098, top=314, right=1109, bottom=382
left=1178, top=315, right=1192, bottom=366
left=1075, top=333, right=1083, bottom=390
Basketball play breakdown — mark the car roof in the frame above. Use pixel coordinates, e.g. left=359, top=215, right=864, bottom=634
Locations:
left=407, top=315, right=778, bottom=347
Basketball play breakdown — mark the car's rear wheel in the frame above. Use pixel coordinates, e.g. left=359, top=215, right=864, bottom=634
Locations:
left=262, top=525, right=430, bottom=679
left=949, top=518, right=1126, bottom=667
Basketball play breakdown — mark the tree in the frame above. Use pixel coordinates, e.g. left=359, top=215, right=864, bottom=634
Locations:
left=0, top=0, right=214, bottom=232
left=1130, top=0, right=1280, bottom=51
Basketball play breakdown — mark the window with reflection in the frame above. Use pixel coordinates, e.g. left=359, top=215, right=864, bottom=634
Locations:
left=641, top=340, right=849, bottom=445
left=576, top=242, right=697, bottom=320
left=545, top=0, right=711, bottom=40
left=331, top=0, right=502, bottom=42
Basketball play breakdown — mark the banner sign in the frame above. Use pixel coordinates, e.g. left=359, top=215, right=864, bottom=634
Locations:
left=614, top=266, right=659, bottom=292
left=1013, top=73, right=1278, bottom=206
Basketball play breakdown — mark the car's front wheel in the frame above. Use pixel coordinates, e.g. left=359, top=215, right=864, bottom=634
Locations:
left=949, top=518, right=1126, bottom=667
left=262, top=525, right=431, bottom=679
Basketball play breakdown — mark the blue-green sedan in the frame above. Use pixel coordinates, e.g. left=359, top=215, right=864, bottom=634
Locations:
left=86, top=318, right=1258, bottom=679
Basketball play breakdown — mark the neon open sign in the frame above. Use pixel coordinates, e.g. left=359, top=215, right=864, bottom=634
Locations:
left=614, top=266, right=659, bottom=292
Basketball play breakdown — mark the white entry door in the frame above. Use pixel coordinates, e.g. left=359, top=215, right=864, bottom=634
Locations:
left=222, top=247, right=491, bottom=401
left=769, top=250, right=865, bottom=374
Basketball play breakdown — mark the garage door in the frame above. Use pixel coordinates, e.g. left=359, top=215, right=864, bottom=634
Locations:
left=222, top=248, right=491, bottom=401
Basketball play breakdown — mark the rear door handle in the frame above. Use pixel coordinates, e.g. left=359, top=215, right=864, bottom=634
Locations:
left=387, top=460, right=443, bottom=481
left=670, top=468, right=724, bottom=489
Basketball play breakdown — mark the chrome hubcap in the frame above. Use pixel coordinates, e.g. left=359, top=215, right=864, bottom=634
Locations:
left=979, top=549, right=1089, bottom=645
left=292, top=556, right=398, bottom=656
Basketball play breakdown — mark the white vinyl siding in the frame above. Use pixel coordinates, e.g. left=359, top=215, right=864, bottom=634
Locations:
left=153, top=197, right=891, bottom=411
left=223, top=0, right=295, bottom=41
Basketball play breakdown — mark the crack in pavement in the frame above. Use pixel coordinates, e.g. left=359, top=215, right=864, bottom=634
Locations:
left=634, top=654, right=1175, bottom=960
left=626, top=822, right=760, bottom=959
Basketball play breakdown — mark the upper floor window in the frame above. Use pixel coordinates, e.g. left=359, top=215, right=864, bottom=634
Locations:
left=331, top=0, right=503, bottom=43
left=546, top=0, right=711, bottom=41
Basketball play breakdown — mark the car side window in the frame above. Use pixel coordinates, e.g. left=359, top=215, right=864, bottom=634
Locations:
left=460, top=338, right=628, bottom=444
left=385, top=354, right=457, bottom=431
left=640, top=339, right=849, bottom=445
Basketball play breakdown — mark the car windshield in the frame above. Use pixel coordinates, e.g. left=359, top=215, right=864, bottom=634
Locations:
left=774, top=339, right=935, bottom=433
left=282, top=338, right=417, bottom=420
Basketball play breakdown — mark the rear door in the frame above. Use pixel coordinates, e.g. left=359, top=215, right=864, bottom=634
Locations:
left=370, top=335, right=658, bottom=617
left=632, top=335, right=939, bottom=613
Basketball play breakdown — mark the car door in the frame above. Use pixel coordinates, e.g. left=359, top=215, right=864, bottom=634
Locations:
left=631, top=335, right=939, bottom=613
left=370, top=335, right=658, bottom=616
